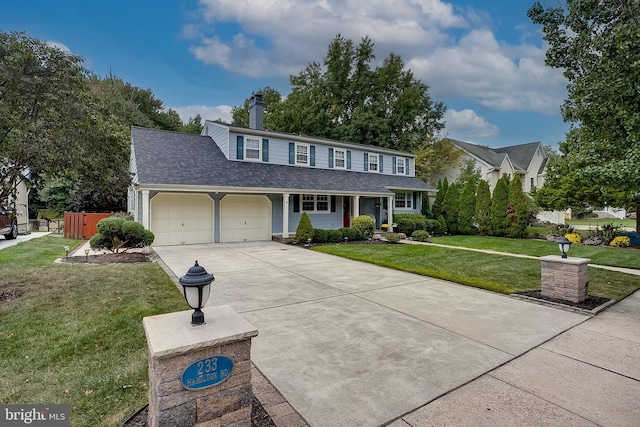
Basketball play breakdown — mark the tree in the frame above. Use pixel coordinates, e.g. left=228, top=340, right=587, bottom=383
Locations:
left=458, top=179, right=477, bottom=235
left=475, top=180, right=492, bottom=236
left=491, top=175, right=510, bottom=237
left=240, top=35, right=445, bottom=152
left=0, top=31, right=90, bottom=206
left=456, top=159, right=482, bottom=191
left=529, top=1, right=640, bottom=231
left=295, top=211, right=314, bottom=242
left=414, top=138, right=463, bottom=185
left=421, top=193, right=432, bottom=218
left=231, top=87, right=284, bottom=128
left=507, top=175, right=531, bottom=238
left=431, top=177, right=448, bottom=219
left=441, top=183, right=459, bottom=235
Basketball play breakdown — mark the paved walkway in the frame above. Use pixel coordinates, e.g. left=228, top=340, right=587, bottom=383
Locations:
left=0, top=231, right=51, bottom=251
left=153, top=241, right=640, bottom=426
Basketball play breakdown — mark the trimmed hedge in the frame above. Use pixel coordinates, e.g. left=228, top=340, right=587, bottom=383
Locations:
left=339, top=227, right=357, bottom=241
left=411, top=230, right=432, bottom=242
left=352, top=215, right=375, bottom=239
left=313, top=228, right=328, bottom=243
left=393, top=213, right=427, bottom=235
left=327, top=229, right=344, bottom=243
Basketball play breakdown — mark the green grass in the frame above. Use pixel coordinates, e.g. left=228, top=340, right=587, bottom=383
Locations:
left=430, top=235, right=640, bottom=269
left=0, top=237, right=185, bottom=426
left=566, top=217, right=636, bottom=228
left=313, top=243, right=640, bottom=300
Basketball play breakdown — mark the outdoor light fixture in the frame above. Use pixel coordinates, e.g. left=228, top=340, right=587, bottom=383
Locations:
left=344, top=236, right=348, bottom=243
left=84, top=248, right=90, bottom=263
left=306, top=238, right=312, bottom=248
left=64, top=246, right=70, bottom=260
left=179, top=260, right=214, bottom=325
left=557, top=236, right=572, bottom=259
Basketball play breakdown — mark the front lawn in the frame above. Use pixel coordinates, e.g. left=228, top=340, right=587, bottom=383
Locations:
left=430, top=235, right=640, bottom=269
left=0, top=237, right=185, bottom=426
left=567, top=217, right=636, bottom=228
left=313, top=243, right=640, bottom=300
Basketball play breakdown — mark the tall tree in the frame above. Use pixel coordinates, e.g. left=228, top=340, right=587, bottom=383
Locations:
left=475, top=180, right=492, bottom=236
left=529, top=0, right=640, bottom=231
left=231, top=87, right=284, bottom=128
left=441, top=183, right=459, bottom=235
left=507, top=175, right=531, bottom=238
left=491, top=175, right=510, bottom=237
left=414, top=138, right=463, bottom=185
left=431, top=177, right=448, bottom=219
left=458, top=179, right=477, bottom=235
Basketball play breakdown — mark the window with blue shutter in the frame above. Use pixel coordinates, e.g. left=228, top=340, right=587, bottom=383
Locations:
left=364, top=153, right=369, bottom=171
left=392, top=156, right=396, bottom=174
left=236, top=136, right=244, bottom=160
left=328, top=148, right=334, bottom=168
left=380, top=155, right=384, bottom=173
left=293, top=194, right=300, bottom=212
left=347, top=150, right=351, bottom=169
left=310, top=145, right=316, bottom=167
left=289, top=142, right=295, bottom=164
left=262, top=138, right=269, bottom=162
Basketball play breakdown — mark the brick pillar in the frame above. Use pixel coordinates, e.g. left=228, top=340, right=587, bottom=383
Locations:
left=540, top=255, right=590, bottom=303
left=144, top=305, right=258, bottom=427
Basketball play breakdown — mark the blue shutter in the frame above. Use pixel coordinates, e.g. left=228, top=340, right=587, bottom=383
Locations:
left=347, top=150, right=351, bottom=169
left=413, top=192, right=417, bottom=209
left=392, top=156, right=396, bottom=174
left=331, top=195, right=336, bottom=212
left=293, top=194, right=300, bottom=212
left=236, top=136, right=244, bottom=160
left=262, top=138, right=269, bottom=162
left=406, top=158, right=410, bottom=175
left=380, top=155, right=384, bottom=173
left=310, top=145, right=316, bottom=166
left=328, top=148, right=334, bottom=168
left=289, top=142, right=295, bottom=164
left=364, top=153, right=369, bottom=171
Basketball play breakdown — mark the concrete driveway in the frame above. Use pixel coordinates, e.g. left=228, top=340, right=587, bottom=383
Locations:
left=0, top=231, right=51, bottom=251
left=154, top=241, right=588, bottom=426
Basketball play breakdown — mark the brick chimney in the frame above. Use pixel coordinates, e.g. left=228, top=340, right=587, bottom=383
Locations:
left=249, top=93, right=264, bottom=130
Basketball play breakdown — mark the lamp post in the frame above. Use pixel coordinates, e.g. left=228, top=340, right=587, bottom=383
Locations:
left=84, top=248, right=90, bottom=263
left=64, top=246, right=69, bottom=260
left=557, top=236, right=572, bottom=259
left=179, top=260, right=215, bottom=326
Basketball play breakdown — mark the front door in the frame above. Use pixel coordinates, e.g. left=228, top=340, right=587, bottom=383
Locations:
left=343, top=196, right=350, bottom=227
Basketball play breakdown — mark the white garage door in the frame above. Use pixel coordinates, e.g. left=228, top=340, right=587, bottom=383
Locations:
left=151, top=193, right=213, bottom=246
left=220, top=195, right=271, bottom=242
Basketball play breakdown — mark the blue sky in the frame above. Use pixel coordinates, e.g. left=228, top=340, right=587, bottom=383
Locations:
left=2, top=0, right=569, bottom=148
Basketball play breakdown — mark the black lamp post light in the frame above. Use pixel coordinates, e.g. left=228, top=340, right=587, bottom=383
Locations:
left=557, top=236, right=572, bottom=259
left=179, top=260, right=215, bottom=326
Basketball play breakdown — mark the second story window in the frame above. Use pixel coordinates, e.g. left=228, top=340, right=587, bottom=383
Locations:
left=245, top=137, right=261, bottom=161
left=334, top=149, right=346, bottom=169
left=296, top=143, right=309, bottom=165
left=369, top=153, right=379, bottom=172
left=396, top=158, right=405, bottom=175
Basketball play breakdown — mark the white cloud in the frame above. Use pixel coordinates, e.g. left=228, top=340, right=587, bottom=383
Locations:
left=444, top=108, right=499, bottom=139
left=172, top=104, right=233, bottom=123
left=46, top=40, right=71, bottom=54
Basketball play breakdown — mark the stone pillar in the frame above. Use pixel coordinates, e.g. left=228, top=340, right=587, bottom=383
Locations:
left=143, top=305, right=259, bottom=427
left=540, top=255, right=590, bottom=303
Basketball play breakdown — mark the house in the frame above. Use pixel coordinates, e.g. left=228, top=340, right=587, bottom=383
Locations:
left=128, top=94, right=434, bottom=245
left=2, top=173, right=30, bottom=234
left=442, top=138, right=548, bottom=193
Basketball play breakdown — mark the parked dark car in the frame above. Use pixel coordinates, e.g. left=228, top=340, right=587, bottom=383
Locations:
left=0, top=206, right=18, bottom=240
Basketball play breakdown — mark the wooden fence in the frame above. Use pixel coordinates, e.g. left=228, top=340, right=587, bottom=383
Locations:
left=64, top=212, right=114, bottom=240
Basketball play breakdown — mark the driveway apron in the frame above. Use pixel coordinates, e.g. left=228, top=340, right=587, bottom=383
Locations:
left=154, top=241, right=588, bottom=427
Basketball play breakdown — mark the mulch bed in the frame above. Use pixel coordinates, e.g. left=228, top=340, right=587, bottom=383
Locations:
left=62, top=252, right=151, bottom=264
left=516, top=290, right=611, bottom=311
left=123, top=397, right=275, bottom=427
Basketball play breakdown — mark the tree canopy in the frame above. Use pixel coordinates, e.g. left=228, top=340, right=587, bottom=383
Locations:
left=233, top=35, right=446, bottom=153
left=529, top=0, right=640, bottom=230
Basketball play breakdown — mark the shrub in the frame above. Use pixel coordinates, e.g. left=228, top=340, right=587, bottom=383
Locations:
left=339, top=227, right=357, bottom=241
left=609, top=236, right=630, bottom=247
left=327, top=229, right=343, bottom=243
left=424, top=219, right=445, bottom=236
left=384, top=232, right=402, bottom=243
left=352, top=215, right=375, bottom=239
left=394, top=214, right=427, bottom=235
left=585, top=223, right=621, bottom=245
left=491, top=175, right=510, bottom=237
left=550, top=224, right=575, bottom=235
left=565, top=233, right=582, bottom=244
left=411, top=230, right=431, bottom=242
left=90, top=217, right=155, bottom=253
left=295, top=212, right=314, bottom=243
left=475, top=180, right=492, bottom=236
left=313, top=228, right=328, bottom=243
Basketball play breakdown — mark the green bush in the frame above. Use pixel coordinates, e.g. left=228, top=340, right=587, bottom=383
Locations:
left=352, top=215, right=375, bottom=239
left=313, top=228, right=328, bottom=243
left=411, top=230, right=432, bottom=242
left=295, top=212, right=314, bottom=243
left=427, top=218, right=446, bottom=236
left=90, top=217, right=155, bottom=253
left=327, top=229, right=344, bottom=243
left=585, top=223, right=622, bottom=245
left=339, top=227, right=357, bottom=241
left=385, top=232, right=402, bottom=243
left=393, top=214, right=427, bottom=235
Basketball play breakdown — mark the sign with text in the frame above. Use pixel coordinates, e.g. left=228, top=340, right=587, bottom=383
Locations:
left=1, top=405, right=69, bottom=426
left=181, top=355, right=234, bottom=390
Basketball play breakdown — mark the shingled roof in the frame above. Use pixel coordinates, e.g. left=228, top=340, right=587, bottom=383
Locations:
left=447, top=138, right=542, bottom=172
left=132, top=127, right=433, bottom=195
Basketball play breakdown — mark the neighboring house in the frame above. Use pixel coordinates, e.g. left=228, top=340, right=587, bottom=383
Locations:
left=442, top=138, right=548, bottom=194
left=128, top=94, right=434, bottom=245
left=2, top=173, right=30, bottom=233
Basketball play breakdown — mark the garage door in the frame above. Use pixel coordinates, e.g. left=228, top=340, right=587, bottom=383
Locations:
left=220, top=195, right=271, bottom=242
left=151, top=193, right=213, bottom=246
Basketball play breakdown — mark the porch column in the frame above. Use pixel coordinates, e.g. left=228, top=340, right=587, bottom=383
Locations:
left=142, top=190, right=150, bottom=229
left=387, top=196, right=394, bottom=231
left=282, top=193, right=290, bottom=238
left=353, top=196, right=360, bottom=218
